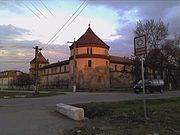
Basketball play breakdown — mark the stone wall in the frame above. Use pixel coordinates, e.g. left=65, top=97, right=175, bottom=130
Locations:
left=69, top=57, right=110, bottom=90
left=76, top=66, right=110, bottom=90
left=110, top=63, right=133, bottom=88
left=40, top=72, right=70, bottom=89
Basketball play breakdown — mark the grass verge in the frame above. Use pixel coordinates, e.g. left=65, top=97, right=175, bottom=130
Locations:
left=64, top=97, right=180, bottom=135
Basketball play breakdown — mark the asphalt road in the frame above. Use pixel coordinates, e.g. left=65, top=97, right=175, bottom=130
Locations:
left=0, top=90, right=180, bottom=106
left=0, top=90, right=180, bottom=135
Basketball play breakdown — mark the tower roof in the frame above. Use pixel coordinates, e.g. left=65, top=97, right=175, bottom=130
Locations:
left=30, top=52, right=49, bottom=64
left=70, top=25, right=109, bottom=49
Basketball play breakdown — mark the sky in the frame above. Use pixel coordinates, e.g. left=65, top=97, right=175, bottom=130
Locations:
left=0, top=0, right=180, bottom=72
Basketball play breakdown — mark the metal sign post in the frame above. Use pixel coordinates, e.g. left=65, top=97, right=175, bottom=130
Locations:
left=134, top=35, right=147, bottom=120
left=141, top=56, right=147, bottom=119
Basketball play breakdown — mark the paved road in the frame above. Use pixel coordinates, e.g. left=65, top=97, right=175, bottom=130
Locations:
left=0, top=90, right=180, bottom=106
left=0, top=90, right=180, bottom=135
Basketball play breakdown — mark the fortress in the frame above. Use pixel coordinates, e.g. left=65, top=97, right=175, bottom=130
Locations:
left=29, top=25, right=133, bottom=90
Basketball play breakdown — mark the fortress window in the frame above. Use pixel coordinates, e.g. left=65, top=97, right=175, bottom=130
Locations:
left=87, top=48, right=89, bottom=54
left=64, top=65, right=66, bottom=72
left=75, top=60, right=77, bottom=68
left=106, top=61, right=108, bottom=66
left=87, top=48, right=92, bottom=54
left=88, top=60, right=92, bottom=67
left=90, top=48, right=92, bottom=54
left=115, top=65, right=117, bottom=71
left=76, top=49, right=78, bottom=55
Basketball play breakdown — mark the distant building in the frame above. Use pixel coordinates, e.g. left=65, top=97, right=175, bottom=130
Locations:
left=30, top=25, right=133, bottom=90
left=0, top=70, right=23, bottom=89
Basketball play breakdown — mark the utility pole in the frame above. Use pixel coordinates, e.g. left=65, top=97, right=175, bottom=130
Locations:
left=67, top=38, right=76, bottom=92
left=33, top=46, right=42, bottom=94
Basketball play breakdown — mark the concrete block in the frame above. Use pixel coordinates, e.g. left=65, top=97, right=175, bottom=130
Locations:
left=15, top=95, right=26, bottom=98
left=3, top=96, right=10, bottom=99
left=56, top=103, right=84, bottom=121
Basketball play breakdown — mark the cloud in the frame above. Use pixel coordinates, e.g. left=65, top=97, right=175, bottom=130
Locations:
left=0, top=24, right=30, bottom=41
left=0, top=38, right=70, bottom=73
left=0, top=24, right=70, bottom=72
left=87, top=0, right=180, bottom=57
left=87, top=0, right=180, bottom=36
left=0, top=1, right=23, bottom=13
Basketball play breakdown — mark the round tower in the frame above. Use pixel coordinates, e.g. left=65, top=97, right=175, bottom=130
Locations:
left=69, top=25, right=110, bottom=90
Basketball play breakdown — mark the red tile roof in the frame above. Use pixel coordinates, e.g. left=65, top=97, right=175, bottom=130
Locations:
left=110, top=55, right=133, bottom=64
left=30, top=52, right=49, bottom=64
left=40, top=60, right=69, bottom=69
left=70, top=25, right=109, bottom=49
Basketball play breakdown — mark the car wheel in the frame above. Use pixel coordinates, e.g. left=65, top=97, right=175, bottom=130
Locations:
left=135, top=90, right=139, bottom=94
left=149, top=90, right=153, bottom=93
left=160, top=89, right=163, bottom=93
left=145, top=89, right=149, bottom=94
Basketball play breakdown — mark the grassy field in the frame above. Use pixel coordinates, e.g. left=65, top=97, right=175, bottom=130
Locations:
left=0, top=91, right=65, bottom=98
left=64, top=97, right=180, bottom=135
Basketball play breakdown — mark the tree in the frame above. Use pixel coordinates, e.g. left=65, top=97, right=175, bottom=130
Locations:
left=134, top=19, right=168, bottom=49
left=145, top=48, right=165, bottom=79
left=161, top=40, right=180, bottom=87
left=133, top=19, right=168, bottom=80
left=14, top=73, right=33, bottom=89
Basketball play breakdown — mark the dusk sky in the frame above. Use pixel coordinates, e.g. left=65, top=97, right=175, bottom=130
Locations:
left=0, top=0, right=180, bottom=72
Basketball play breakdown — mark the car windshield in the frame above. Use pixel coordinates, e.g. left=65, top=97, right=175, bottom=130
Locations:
left=138, top=80, right=151, bottom=84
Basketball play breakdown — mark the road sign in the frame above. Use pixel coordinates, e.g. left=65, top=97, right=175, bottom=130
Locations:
left=134, top=35, right=148, bottom=120
left=134, top=35, right=147, bottom=56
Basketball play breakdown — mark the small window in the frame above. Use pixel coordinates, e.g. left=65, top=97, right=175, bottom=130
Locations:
left=87, top=48, right=89, bottom=54
left=115, top=65, right=117, bottom=71
left=64, top=65, right=66, bottom=72
left=60, top=66, right=61, bottom=73
left=76, top=49, right=78, bottom=55
left=88, top=60, right=92, bottom=67
left=75, top=60, right=77, bottom=68
left=106, top=61, right=108, bottom=66
left=55, top=67, right=57, bottom=73
left=90, top=48, right=92, bottom=54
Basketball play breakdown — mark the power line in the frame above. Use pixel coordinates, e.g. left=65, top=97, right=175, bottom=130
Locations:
left=51, top=2, right=88, bottom=45
left=44, top=1, right=88, bottom=63
left=8, top=0, right=87, bottom=71
left=43, top=0, right=87, bottom=49
left=39, top=0, right=54, bottom=16
left=30, top=1, right=47, bottom=19
left=22, top=1, right=41, bottom=20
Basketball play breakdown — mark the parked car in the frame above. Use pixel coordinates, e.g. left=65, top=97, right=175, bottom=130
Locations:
left=133, top=79, right=165, bottom=94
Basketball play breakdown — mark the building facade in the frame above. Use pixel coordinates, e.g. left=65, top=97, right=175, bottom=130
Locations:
left=30, top=25, right=134, bottom=90
left=0, top=70, right=23, bottom=89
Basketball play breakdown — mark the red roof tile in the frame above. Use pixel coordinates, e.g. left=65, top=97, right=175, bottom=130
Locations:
left=40, top=60, right=69, bottom=69
left=30, top=52, right=49, bottom=64
left=70, top=25, right=109, bottom=49
left=110, top=55, right=133, bottom=64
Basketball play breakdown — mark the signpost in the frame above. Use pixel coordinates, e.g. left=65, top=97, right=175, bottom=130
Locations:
left=134, top=35, right=147, bottom=120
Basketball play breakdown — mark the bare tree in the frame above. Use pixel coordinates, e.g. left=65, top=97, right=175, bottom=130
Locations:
left=145, top=48, right=165, bottom=79
left=134, top=19, right=168, bottom=49
left=161, top=40, right=180, bottom=87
